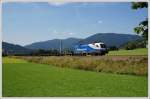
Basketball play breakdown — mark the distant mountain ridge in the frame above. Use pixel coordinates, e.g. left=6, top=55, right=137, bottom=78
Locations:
left=25, top=33, right=142, bottom=50
left=78, top=33, right=142, bottom=47
left=25, top=38, right=82, bottom=50
left=2, top=42, right=32, bottom=54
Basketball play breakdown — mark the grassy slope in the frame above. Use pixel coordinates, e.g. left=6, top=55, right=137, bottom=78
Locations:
left=3, top=57, right=147, bottom=97
left=108, top=48, right=148, bottom=56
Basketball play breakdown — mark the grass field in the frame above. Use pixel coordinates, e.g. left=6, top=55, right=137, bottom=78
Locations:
left=108, top=48, right=148, bottom=56
left=3, top=57, right=148, bottom=97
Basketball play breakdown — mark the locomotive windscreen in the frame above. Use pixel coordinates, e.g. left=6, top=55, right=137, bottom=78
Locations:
left=100, top=44, right=106, bottom=48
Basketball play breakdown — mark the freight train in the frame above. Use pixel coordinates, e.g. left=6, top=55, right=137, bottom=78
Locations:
left=74, top=42, right=108, bottom=55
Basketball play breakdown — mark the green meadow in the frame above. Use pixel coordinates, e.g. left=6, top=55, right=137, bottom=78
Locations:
left=3, top=57, right=148, bottom=97
left=108, top=48, right=148, bottom=56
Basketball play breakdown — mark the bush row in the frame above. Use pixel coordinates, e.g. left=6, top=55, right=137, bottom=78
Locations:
left=14, top=56, right=148, bottom=76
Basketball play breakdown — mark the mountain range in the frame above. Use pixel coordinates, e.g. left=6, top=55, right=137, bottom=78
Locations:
left=25, top=33, right=142, bottom=50
left=25, top=38, right=82, bottom=50
left=3, top=33, right=142, bottom=54
left=2, top=42, right=32, bottom=54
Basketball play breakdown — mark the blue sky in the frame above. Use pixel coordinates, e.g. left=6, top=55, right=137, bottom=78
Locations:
left=2, top=2, right=148, bottom=46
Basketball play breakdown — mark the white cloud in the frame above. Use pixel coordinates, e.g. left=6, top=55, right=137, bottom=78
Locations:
left=51, top=30, right=74, bottom=36
left=47, top=1, right=68, bottom=6
left=68, top=32, right=74, bottom=35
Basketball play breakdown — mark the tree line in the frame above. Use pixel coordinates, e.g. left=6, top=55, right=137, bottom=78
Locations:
left=2, top=48, right=74, bottom=56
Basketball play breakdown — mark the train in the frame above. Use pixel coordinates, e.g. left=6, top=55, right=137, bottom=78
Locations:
left=74, top=42, right=108, bottom=55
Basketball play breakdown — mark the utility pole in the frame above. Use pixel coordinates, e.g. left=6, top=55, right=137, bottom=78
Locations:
left=59, top=39, right=62, bottom=55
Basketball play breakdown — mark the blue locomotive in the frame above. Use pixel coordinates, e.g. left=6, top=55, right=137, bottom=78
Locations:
left=74, top=42, right=108, bottom=55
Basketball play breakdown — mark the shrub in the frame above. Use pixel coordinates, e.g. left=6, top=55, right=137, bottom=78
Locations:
left=122, top=39, right=146, bottom=50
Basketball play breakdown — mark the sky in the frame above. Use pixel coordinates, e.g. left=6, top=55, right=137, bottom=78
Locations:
left=2, top=2, right=148, bottom=46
